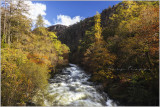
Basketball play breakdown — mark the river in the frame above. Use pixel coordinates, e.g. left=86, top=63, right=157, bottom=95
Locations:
left=33, top=64, right=117, bottom=106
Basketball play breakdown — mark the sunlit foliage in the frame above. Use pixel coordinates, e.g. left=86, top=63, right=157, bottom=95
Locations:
left=1, top=0, right=70, bottom=106
left=1, top=0, right=159, bottom=106
left=83, top=12, right=116, bottom=81
left=81, top=1, right=159, bottom=105
left=36, top=14, right=45, bottom=28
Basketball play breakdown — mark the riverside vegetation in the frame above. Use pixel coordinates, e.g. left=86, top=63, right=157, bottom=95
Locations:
left=50, top=1, right=159, bottom=106
left=1, top=1, right=159, bottom=106
left=1, top=1, right=69, bottom=105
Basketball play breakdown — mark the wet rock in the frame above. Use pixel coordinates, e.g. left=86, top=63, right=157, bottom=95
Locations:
left=73, top=76, right=80, bottom=79
left=69, top=86, right=76, bottom=91
left=95, top=85, right=104, bottom=92
left=26, top=101, right=36, bottom=106
left=62, top=71, right=71, bottom=75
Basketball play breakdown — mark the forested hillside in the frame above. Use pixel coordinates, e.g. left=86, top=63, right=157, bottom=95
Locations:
left=1, top=1, right=159, bottom=106
left=49, top=1, right=159, bottom=106
left=1, top=1, right=69, bottom=106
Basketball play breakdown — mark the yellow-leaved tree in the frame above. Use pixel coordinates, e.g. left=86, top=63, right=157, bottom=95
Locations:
left=94, top=12, right=102, bottom=42
left=83, top=12, right=116, bottom=82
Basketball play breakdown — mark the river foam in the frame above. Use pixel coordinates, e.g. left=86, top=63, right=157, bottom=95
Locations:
left=33, top=64, right=117, bottom=106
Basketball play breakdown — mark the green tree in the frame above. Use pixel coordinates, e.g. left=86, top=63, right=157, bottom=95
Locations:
left=35, top=14, right=44, bottom=28
left=1, top=0, right=32, bottom=46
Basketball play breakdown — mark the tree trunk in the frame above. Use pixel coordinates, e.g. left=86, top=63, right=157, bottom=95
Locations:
left=145, top=51, right=153, bottom=69
left=3, top=0, right=7, bottom=43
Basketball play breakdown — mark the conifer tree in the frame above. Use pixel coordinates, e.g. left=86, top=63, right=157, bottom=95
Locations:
left=94, top=12, right=102, bottom=42
left=35, top=14, right=44, bottom=28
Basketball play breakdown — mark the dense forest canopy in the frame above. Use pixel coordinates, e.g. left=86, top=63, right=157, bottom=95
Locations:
left=1, top=0, right=159, bottom=106
left=1, top=0, right=69, bottom=105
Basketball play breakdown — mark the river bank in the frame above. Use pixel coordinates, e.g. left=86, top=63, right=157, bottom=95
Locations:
left=81, top=64, right=159, bottom=106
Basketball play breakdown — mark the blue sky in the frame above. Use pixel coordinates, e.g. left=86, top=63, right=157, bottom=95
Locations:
left=27, top=1, right=121, bottom=27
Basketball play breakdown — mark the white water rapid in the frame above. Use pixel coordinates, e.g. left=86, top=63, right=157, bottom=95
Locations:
left=34, top=64, right=117, bottom=106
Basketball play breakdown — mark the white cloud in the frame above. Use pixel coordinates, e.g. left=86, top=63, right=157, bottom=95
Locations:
left=23, top=1, right=51, bottom=27
left=44, top=20, right=51, bottom=26
left=54, top=15, right=83, bottom=26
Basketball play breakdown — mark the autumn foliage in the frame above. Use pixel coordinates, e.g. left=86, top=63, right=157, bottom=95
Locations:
left=1, top=1, right=69, bottom=105
left=79, top=1, right=159, bottom=105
